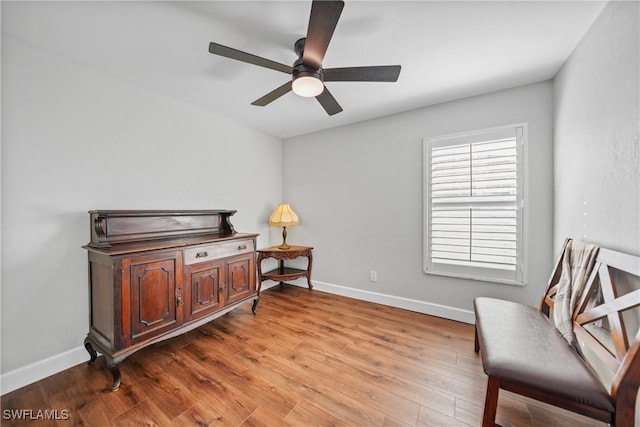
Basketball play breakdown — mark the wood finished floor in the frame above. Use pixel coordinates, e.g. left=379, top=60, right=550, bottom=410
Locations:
left=1, top=285, right=606, bottom=427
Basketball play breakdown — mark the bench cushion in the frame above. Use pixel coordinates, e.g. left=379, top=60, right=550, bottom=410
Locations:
left=474, top=297, right=614, bottom=412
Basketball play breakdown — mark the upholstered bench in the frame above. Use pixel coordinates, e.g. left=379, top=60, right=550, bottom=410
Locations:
left=474, top=239, right=640, bottom=427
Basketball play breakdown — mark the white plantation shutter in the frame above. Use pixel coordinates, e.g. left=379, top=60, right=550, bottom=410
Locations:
left=424, top=125, right=525, bottom=284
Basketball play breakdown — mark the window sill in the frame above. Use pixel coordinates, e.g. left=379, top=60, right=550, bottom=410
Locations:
left=422, top=268, right=526, bottom=286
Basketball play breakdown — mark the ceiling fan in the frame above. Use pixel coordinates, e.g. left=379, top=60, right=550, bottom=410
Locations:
left=208, top=0, right=401, bottom=116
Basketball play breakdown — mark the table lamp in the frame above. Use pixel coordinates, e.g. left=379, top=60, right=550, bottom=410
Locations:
left=269, top=203, right=300, bottom=249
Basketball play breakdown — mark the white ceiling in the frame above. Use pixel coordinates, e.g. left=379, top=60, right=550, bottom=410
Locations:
left=3, top=1, right=607, bottom=139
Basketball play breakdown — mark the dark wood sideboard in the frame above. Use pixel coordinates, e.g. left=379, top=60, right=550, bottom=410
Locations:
left=83, top=210, right=258, bottom=390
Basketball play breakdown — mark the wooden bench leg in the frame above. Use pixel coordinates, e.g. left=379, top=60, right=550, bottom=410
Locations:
left=614, top=384, right=639, bottom=427
left=482, top=376, right=500, bottom=427
left=474, top=327, right=480, bottom=353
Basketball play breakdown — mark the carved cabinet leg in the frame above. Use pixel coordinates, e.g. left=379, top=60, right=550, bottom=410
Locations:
left=109, top=364, right=121, bottom=391
left=84, top=338, right=98, bottom=365
left=85, top=337, right=120, bottom=391
left=252, top=298, right=259, bottom=314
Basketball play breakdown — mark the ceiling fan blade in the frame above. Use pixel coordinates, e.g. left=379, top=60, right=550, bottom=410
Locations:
left=324, top=65, right=402, bottom=82
left=209, top=42, right=293, bottom=74
left=303, top=0, right=344, bottom=69
left=316, top=87, right=343, bottom=116
left=251, top=81, right=293, bottom=106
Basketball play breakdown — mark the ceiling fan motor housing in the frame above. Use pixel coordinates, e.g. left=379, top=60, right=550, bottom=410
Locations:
left=293, top=37, right=324, bottom=83
left=293, top=63, right=324, bottom=82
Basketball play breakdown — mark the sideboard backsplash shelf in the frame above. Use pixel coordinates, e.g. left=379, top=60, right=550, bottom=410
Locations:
left=88, top=209, right=237, bottom=249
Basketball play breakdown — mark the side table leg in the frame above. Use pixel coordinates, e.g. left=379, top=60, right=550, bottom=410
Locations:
left=254, top=252, right=265, bottom=315
left=278, top=260, right=285, bottom=289
left=306, top=251, right=314, bottom=289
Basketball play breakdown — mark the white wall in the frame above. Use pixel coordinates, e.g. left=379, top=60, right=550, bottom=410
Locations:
left=283, top=81, right=554, bottom=322
left=554, top=0, right=639, bottom=256
left=0, top=34, right=282, bottom=393
left=554, top=4, right=640, bottom=420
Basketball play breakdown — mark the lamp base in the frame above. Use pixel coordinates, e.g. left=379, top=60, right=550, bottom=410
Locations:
left=279, top=226, right=291, bottom=250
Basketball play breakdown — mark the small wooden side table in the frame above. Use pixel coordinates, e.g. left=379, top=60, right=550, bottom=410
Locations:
left=252, top=245, right=313, bottom=313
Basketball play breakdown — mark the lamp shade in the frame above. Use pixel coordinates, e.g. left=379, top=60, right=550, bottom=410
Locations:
left=268, top=204, right=300, bottom=227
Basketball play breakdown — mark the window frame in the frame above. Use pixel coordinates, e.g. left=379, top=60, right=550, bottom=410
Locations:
left=422, top=123, right=528, bottom=286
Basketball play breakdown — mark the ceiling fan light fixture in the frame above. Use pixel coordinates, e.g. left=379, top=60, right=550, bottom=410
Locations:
left=292, top=75, right=324, bottom=97
left=208, top=1, right=401, bottom=115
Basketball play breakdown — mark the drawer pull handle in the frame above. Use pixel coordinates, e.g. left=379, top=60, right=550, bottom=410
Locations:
left=195, top=251, right=208, bottom=258
left=238, top=245, right=247, bottom=250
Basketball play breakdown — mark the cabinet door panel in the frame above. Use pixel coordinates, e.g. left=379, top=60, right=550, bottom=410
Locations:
left=185, top=261, right=223, bottom=321
left=136, top=264, right=173, bottom=327
left=226, top=255, right=255, bottom=304
left=125, top=252, right=182, bottom=344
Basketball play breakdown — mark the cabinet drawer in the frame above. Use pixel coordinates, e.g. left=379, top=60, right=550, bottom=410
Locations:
left=184, top=239, right=255, bottom=265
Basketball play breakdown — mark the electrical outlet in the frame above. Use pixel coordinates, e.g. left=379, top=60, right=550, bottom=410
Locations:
left=369, top=271, right=377, bottom=282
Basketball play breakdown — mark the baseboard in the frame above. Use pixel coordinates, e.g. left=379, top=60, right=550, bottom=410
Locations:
left=1, top=346, right=89, bottom=396
left=288, top=279, right=476, bottom=325
left=1, top=280, right=474, bottom=396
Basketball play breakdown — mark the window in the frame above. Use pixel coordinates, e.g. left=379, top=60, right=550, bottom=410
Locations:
left=423, top=124, right=526, bottom=285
